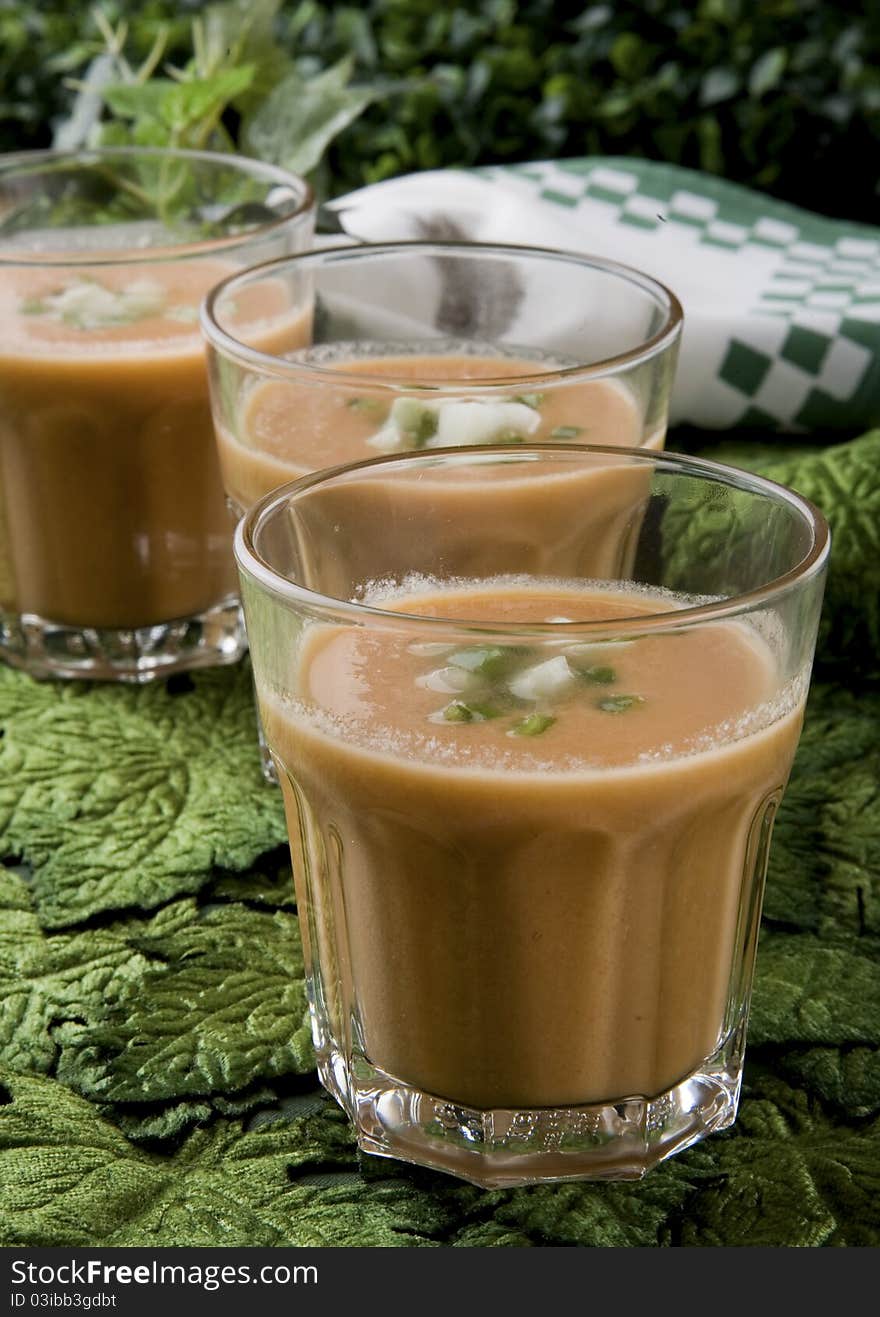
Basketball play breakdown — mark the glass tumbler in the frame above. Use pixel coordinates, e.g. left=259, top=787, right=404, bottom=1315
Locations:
left=235, top=443, right=829, bottom=1187
left=0, top=147, right=313, bottom=681
left=202, top=241, right=683, bottom=772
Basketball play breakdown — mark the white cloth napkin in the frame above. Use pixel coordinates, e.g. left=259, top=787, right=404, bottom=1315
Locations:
left=328, top=158, right=880, bottom=432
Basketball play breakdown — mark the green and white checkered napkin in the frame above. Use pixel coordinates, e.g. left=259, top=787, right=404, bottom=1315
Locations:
left=330, top=157, right=880, bottom=433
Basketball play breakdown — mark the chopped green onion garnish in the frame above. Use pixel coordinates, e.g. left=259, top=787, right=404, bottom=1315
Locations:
left=550, top=425, right=585, bottom=439
left=597, top=694, right=646, bottom=713
left=512, top=393, right=545, bottom=409
left=20, top=297, right=46, bottom=315
left=582, top=665, right=616, bottom=684
left=443, top=700, right=502, bottom=723
left=443, top=702, right=475, bottom=723
left=347, top=397, right=386, bottom=416
left=509, top=713, right=556, bottom=737
left=392, top=398, right=438, bottom=447
left=494, top=429, right=526, bottom=445
left=447, top=645, right=526, bottom=681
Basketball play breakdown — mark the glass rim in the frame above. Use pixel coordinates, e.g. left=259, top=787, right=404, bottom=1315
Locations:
left=201, top=240, right=685, bottom=391
left=234, top=442, right=830, bottom=637
left=0, top=146, right=315, bottom=267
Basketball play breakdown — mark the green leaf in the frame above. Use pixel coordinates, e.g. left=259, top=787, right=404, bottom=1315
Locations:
left=760, top=683, right=880, bottom=941
left=0, top=1070, right=485, bottom=1247
left=96, top=120, right=145, bottom=148
left=0, top=870, right=43, bottom=1018
left=0, top=880, right=311, bottom=1105
left=670, top=1075, right=880, bottom=1246
left=0, top=1071, right=165, bottom=1246
left=0, top=1070, right=350, bottom=1246
left=749, top=47, right=788, bottom=97
left=0, top=896, right=153, bottom=1080
left=53, top=901, right=313, bottom=1103
left=102, top=65, right=257, bottom=146
left=200, top=0, right=290, bottom=108
left=768, top=1047, right=880, bottom=1117
left=0, top=662, right=288, bottom=929
left=241, top=59, right=380, bottom=176
left=207, top=853, right=298, bottom=909
left=100, top=79, right=175, bottom=124
left=162, top=66, right=257, bottom=132
left=751, top=932, right=880, bottom=1047
left=699, top=66, right=740, bottom=107
left=108, top=1085, right=280, bottom=1146
left=609, top=33, right=651, bottom=80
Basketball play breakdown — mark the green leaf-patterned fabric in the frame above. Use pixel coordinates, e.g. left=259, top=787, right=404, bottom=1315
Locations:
left=1, top=428, right=879, bottom=1247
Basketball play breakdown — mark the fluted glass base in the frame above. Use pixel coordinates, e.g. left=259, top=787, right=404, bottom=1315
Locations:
left=315, top=1020, right=747, bottom=1187
left=1, top=597, right=245, bottom=682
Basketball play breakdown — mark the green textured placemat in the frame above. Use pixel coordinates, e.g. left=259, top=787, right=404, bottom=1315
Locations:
left=1, top=432, right=879, bottom=1247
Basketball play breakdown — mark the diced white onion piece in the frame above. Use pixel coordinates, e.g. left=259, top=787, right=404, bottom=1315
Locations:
left=366, top=420, right=406, bottom=451
left=428, top=400, right=541, bottom=448
left=416, top=665, right=476, bottom=694
left=368, top=397, right=542, bottom=452
left=40, top=277, right=166, bottom=328
left=507, top=655, right=577, bottom=701
left=367, top=397, right=435, bottom=451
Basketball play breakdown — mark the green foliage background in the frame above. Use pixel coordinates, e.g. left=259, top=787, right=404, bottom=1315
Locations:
left=1, top=0, right=879, bottom=1250
left=1, top=0, right=878, bottom=219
